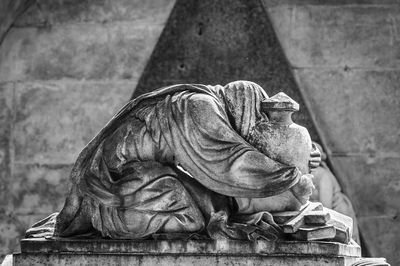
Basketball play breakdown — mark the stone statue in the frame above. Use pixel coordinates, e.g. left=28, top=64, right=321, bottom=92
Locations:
left=310, top=142, right=360, bottom=243
left=26, top=81, right=323, bottom=241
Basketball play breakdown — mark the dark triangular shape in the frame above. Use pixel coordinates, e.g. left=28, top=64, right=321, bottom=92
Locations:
left=132, top=0, right=319, bottom=141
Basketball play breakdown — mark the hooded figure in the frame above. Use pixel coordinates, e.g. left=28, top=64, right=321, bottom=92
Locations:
left=27, top=81, right=312, bottom=240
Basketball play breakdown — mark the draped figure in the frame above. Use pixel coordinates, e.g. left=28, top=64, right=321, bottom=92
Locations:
left=27, top=81, right=317, bottom=240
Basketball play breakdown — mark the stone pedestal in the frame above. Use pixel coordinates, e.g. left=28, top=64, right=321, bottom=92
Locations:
left=8, top=238, right=366, bottom=266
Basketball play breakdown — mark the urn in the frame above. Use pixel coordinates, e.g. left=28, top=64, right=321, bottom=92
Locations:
left=257, top=92, right=312, bottom=174
left=236, top=93, right=313, bottom=213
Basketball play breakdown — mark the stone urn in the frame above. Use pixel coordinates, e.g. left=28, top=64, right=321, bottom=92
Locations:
left=236, top=92, right=312, bottom=213
left=257, top=92, right=312, bottom=174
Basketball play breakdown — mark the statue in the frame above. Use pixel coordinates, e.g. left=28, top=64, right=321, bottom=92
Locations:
left=26, top=81, right=325, bottom=241
left=310, top=142, right=360, bottom=243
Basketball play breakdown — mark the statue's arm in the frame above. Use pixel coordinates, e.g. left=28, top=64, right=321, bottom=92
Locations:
left=171, top=93, right=302, bottom=198
left=309, top=143, right=322, bottom=170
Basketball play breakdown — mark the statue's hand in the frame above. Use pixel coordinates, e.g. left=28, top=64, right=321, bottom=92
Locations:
left=290, top=174, right=315, bottom=205
left=309, top=143, right=321, bottom=170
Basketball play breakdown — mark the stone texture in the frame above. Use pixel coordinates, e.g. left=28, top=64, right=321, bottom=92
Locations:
left=10, top=164, right=72, bottom=215
left=0, top=0, right=175, bottom=259
left=266, top=3, right=400, bottom=264
left=358, top=216, right=400, bottom=266
left=19, top=238, right=361, bottom=257
left=266, top=4, right=400, bottom=69
left=13, top=81, right=136, bottom=164
left=331, top=156, right=400, bottom=218
left=0, top=22, right=164, bottom=82
left=12, top=253, right=358, bottom=266
left=0, top=215, right=22, bottom=262
left=263, top=0, right=400, bottom=6
left=294, top=68, right=400, bottom=262
left=12, top=238, right=362, bottom=265
left=0, top=0, right=32, bottom=44
left=0, top=83, right=13, bottom=207
left=293, top=67, right=400, bottom=264
left=294, top=69, right=400, bottom=155
left=132, top=0, right=321, bottom=142
left=0, top=214, right=49, bottom=260
left=1, top=254, right=12, bottom=266
left=0, top=0, right=398, bottom=264
left=14, top=0, right=175, bottom=26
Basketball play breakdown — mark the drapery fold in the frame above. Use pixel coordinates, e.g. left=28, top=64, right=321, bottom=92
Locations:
left=50, top=81, right=301, bottom=238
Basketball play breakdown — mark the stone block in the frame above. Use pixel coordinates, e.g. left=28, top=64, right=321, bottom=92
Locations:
left=304, top=210, right=330, bottom=225
left=264, top=5, right=293, bottom=57
left=0, top=213, right=52, bottom=260
left=358, top=216, right=400, bottom=266
left=262, top=0, right=400, bottom=7
left=294, top=69, right=400, bottom=155
left=85, top=0, right=175, bottom=25
left=133, top=0, right=301, bottom=91
left=14, top=0, right=175, bottom=26
left=331, top=156, right=400, bottom=218
left=267, top=4, right=400, bottom=68
left=13, top=81, right=135, bottom=164
left=0, top=214, right=23, bottom=261
left=292, top=225, right=336, bottom=241
left=0, top=22, right=163, bottom=81
left=10, top=164, right=72, bottom=215
left=13, top=0, right=88, bottom=26
left=104, top=22, right=167, bottom=81
left=13, top=238, right=362, bottom=265
left=18, top=238, right=362, bottom=257
left=0, top=83, right=13, bottom=206
left=1, top=254, right=12, bottom=266
left=12, top=253, right=359, bottom=266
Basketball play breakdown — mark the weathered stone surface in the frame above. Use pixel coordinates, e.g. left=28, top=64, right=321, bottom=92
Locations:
left=132, top=0, right=321, bottom=142
left=282, top=202, right=323, bottom=233
left=11, top=239, right=361, bottom=266
left=295, top=68, right=400, bottom=262
left=13, top=253, right=358, bottom=266
left=266, top=4, right=400, bottom=69
left=13, top=0, right=87, bottom=26
left=19, top=238, right=361, bottom=257
left=330, top=156, right=399, bottom=265
left=0, top=83, right=13, bottom=207
left=263, top=0, right=400, bottom=6
left=358, top=216, right=400, bottom=266
left=292, top=225, right=336, bottom=241
left=1, top=254, right=12, bottom=266
left=13, top=81, right=135, bottom=164
left=331, top=156, right=400, bottom=218
left=304, top=210, right=330, bottom=225
left=0, top=213, right=56, bottom=262
left=14, top=0, right=175, bottom=26
left=0, top=0, right=32, bottom=44
left=0, top=22, right=163, bottom=82
left=294, top=69, right=400, bottom=155
left=0, top=214, right=23, bottom=262
left=11, top=164, right=72, bottom=215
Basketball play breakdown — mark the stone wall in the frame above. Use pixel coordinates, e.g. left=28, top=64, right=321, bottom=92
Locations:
left=0, top=0, right=175, bottom=259
left=0, top=0, right=399, bottom=265
left=264, top=1, right=400, bottom=264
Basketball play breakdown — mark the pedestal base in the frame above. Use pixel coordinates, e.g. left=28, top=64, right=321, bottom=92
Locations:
left=6, top=238, right=366, bottom=266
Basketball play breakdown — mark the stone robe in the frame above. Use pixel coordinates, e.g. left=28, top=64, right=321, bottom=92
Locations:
left=28, top=81, right=301, bottom=240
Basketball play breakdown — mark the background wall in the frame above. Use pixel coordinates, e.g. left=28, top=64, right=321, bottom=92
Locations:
left=0, top=0, right=399, bottom=265
left=265, top=2, right=400, bottom=264
left=0, top=0, right=175, bottom=258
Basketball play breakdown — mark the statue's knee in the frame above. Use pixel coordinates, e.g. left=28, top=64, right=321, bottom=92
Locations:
left=161, top=211, right=205, bottom=233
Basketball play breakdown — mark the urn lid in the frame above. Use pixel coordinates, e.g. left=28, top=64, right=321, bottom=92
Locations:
left=261, top=92, right=299, bottom=112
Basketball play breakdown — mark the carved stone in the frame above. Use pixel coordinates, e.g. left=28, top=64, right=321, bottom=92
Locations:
left=26, top=81, right=321, bottom=242
left=8, top=80, right=390, bottom=265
